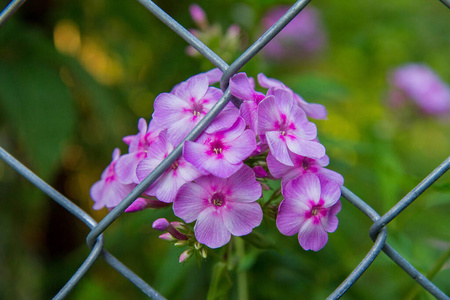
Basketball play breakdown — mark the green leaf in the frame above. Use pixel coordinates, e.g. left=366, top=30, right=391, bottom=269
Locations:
left=0, top=60, right=76, bottom=180
left=206, top=262, right=232, bottom=300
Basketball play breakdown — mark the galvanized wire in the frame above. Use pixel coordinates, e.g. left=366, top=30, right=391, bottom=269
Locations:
left=0, top=0, right=449, bottom=299
left=0, top=0, right=26, bottom=27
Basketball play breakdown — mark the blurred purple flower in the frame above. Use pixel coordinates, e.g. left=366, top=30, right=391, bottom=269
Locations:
left=277, top=173, right=341, bottom=251
left=261, top=5, right=327, bottom=61
left=388, top=64, right=450, bottom=116
left=189, top=4, right=208, bottom=29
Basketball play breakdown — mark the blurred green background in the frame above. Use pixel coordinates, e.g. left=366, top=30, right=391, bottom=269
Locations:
left=0, top=0, right=449, bottom=299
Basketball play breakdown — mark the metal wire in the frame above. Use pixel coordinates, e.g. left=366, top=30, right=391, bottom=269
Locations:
left=0, top=0, right=26, bottom=27
left=0, top=0, right=449, bottom=299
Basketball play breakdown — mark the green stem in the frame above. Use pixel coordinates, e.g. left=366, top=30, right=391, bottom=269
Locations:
left=235, top=237, right=249, bottom=300
left=405, top=247, right=450, bottom=300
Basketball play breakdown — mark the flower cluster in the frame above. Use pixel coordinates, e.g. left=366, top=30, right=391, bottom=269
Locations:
left=388, top=63, right=450, bottom=116
left=90, top=69, right=343, bottom=255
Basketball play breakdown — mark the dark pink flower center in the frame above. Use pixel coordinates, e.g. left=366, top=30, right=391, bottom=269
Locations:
left=211, top=192, right=225, bottom=207
left=311, top=205, right=321, bottom=216
left=277, top=114, right=295, bottom=136
left=302, top=157, right=313, bottom=170
left=105, top=163, right=117, bottom=183
left=305, top=199, right=327, bottom=224
left=210, top=140, right=224, bottom=155
left=191, top=101, right=204, bottom=117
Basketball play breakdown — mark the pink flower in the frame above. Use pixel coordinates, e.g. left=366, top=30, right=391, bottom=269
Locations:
left=116, top=118, right=162, bottom=184
left=152, top=73, right=239, bottom=145
left=90, top=148, right=148, bottom=211
left=229, top=73, right=266, bottom=132
left=136, top=131, right=204, bottom=203
left=261, top=6, right=326, bottom=61
left=266, top=151, right=344, bottom=188
left=258, top=73, right=327, bottom=120
left=388, top=64, right=450, bottom=116
left=173, top=165, right=263, bottom=248
left=258, top=88, right=325, bottom=165
left=184, top=117, right=256, bottom=178
left=277, top=174, right=341, bottom=251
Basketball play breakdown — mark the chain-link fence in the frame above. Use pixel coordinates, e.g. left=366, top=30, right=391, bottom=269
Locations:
left=1, top=0, right=450, bottom=299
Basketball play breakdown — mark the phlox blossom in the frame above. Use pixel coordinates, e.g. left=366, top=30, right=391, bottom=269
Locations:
left=116, top=118, right=162, bottom=184
left=136, top=131, right=203, bottom=203
left=229, top=72, right=266, bottom=132
left=277, top=174, right=341, bottom=251
left=258, top=73, right=327, bottom=120
left=184, top=117, right=256, bottom=178
left=153, top=73, right=239, bottom=145
left=267, top=151, right=344, bottom=188
left=258, top=88, right=325, bottom=166
left=173, top=165, right=263, bottom=248
left=90, top=148, right=149, bottom=212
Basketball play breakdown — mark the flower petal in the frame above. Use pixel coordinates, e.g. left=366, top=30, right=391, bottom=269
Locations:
left=286, top=137, right=325, bottom=159
left=276, top=198, right=307, bottom=236
left=265, top=131, right=293, bottom=166
left=225, top=165, right=262, bottom=203
left=153, top=93, right=190, bottom=129
left=195, top=206, right=231, bottom=248
left=298, top=218, right=328, bottom=251
left=222, top=130, right=256, bottom=164
left=266, top=151, right=294, bottom=178
left=205, top=103, right=239, bottom=134
left=257, top=73, right=285, bottom=89
left=285, top=174, right=321, bottom=204
left=174, top=74, right=209, bottom=101
left=173, top=182, right=210, bottom=223
left=222, top=202, right=263, bottom=236
left=317, top=174, right=341, bottom=207
left=257, top=96, right=280, bottom=134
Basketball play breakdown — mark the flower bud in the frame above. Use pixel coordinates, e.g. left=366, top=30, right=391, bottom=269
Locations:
left=159, top=232, right=176, bottom=242
left=179, top=249, right=193, bottom=263
left=189, top=4, right=207, bottom=29
left=174, top=240, right=189, bottom=247
left=253, top=166, right=268, bottom=178
left=152, top=218, right=169, bottom=231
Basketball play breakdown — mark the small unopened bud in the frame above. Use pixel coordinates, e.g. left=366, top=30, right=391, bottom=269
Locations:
left=152, top=218, right=169, bottom=231
left=260, top=182, right=271, bottom=191
left=194, top=241, right=202, bottom=250
left=189, top=4, right=207, bottom=29
left=253, top=166, right=268, bottom=178
left=159, top=232, right=176, bottom=242
left=200, top=248, right=207, bottom=259
left=226, top=24, right=240, bottom=39
left=167, top=224, right=188, bottom=241
left=179, top=249, right=193, bottom=263
left=174, top=240, right=189, bottom=247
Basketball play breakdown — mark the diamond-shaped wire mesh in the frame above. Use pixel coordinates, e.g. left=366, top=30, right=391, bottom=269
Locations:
left=1, top=0, right=449, bottom=299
